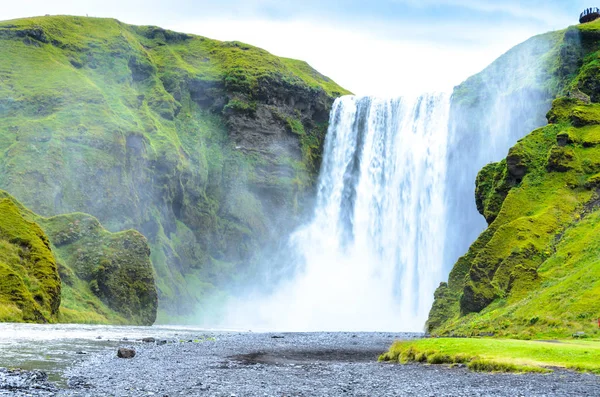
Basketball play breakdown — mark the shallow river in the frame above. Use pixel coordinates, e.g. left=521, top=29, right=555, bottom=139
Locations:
left=1, top=324, right=599, bottom=396
left=0, top=323, right=224, bottom=385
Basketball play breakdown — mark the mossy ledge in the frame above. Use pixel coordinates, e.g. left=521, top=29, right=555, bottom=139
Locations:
left=0, top=15, right=350, bottom=320
left=0, top=190, right=157, bottom=325
left=428, top=20, right=600, bottom=338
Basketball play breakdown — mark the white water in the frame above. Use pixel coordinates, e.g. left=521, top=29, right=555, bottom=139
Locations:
left=221, top=94, right=450, bottom=332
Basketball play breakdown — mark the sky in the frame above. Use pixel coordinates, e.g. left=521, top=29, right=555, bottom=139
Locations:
left=3, top=1, right=591, bottom=96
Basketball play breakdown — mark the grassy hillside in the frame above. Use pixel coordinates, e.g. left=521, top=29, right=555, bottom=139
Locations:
left=428, top=21, right=600, bottom=338
left=0, top=15, right=349, bottom=321
left=0, top=190, right=156, bottom=324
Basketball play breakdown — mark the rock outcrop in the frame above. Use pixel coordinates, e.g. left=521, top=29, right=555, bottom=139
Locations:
left=0, top=190, right=157, bottom=325
left=40, top=213, right=157, bottom=325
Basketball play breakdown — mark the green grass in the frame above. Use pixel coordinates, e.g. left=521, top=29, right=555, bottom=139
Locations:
left=380, top=338, right=600, bottom=374
left=39, top=213, right=157, bottom=325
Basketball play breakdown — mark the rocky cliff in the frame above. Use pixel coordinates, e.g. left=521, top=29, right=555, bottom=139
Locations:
left=0, top=15, right=349, bottom=321
left=0, top=190, right=156, bottom=324
left=429, top=21, right=600, bottom=338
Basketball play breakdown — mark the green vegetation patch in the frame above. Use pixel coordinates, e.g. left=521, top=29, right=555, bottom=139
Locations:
left=380, top=338, right=600, bottom=374
left=0, top=190, right=157, bottom=325
left=0, top=198, right=60, bottom=323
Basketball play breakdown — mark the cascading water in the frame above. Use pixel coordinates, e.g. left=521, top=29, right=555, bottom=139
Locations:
left=222, top=94, right=451, bottom=331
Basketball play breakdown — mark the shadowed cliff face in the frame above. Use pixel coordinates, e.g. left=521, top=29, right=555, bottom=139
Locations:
left=429, top=22, right=600, bottom=338
left=0, top=16, right=349, bottom=320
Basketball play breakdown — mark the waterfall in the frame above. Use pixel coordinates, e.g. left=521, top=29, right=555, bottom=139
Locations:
left=210, top=34, right=558, bottom=332
left=221, top=94, right=451, bottom=331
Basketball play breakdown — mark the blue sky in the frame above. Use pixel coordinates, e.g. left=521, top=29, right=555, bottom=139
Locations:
left=4, top=1, right=591, bottom=95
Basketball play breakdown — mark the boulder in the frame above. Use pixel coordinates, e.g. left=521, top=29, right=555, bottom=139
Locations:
left=117, top=348, right=136, bottom=359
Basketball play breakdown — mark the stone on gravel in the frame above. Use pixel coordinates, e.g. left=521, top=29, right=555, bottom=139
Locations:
left=142, top=337, right=156, bottom=343
left=117, top=347, right=136, bottom=359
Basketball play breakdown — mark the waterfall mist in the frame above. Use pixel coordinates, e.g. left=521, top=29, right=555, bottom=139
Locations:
left=216, top=94, right=450, bottom=332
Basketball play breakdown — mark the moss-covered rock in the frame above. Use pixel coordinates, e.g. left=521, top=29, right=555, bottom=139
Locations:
left=0, top=197, right=60, bottom=322
left=39, top=214, right=157, bottom=325
left=475, top=160, right=514, bottom=224
left=0, top=190, right=157, bottom=325
left=428, top=19, right=600, bottom=338
left=0, top=15, right=349, bottom=320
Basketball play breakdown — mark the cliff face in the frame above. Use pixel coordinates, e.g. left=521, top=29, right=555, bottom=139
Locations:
left=0, top=191, right=156, bottom=325
left=429, top=22, right=600, bottom=338
left=0, top=16, right=350, bottom=320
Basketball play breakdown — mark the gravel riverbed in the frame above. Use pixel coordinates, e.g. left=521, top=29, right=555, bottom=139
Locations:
left=2, top=332, right=599, bottom=396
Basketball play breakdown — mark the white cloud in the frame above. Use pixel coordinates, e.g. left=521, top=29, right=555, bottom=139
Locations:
left=171, top=17, right=543, bottom=96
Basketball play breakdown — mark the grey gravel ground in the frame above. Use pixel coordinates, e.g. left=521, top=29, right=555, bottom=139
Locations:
left=2, top=332, right=599, bottom=396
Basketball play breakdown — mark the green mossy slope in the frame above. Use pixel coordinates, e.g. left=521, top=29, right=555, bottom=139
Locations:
left=0, top=15, right=349, bottom=320
left=429, top=20, right=600, bottom=338
left=0, top=197, right=60, bottom=322
left=0, top=190, right=157, bottom=325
